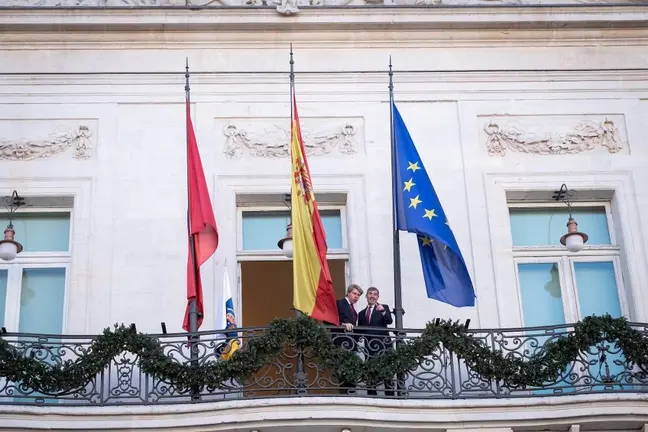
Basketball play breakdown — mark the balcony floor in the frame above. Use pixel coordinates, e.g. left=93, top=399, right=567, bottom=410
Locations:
left=0, top=393, right=647, bottom=431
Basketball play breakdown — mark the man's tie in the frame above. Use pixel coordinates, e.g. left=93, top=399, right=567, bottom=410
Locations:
left=351, top=304, right=357, bottom=323
left=365, top=306, right=372, bottom=323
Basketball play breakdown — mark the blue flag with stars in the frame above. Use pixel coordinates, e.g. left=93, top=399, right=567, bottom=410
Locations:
left=392, top=102, right=476, bottom=307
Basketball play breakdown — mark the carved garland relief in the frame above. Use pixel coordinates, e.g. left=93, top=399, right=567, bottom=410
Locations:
left=223, top=122, right=357, bottom=158
left=484, top=120, right=623, bottom=156
left=4, top=0, right=599, bottom=16
left=1, top=0, right=625, bottom=8
left=0, top=126, right=92, bottom=161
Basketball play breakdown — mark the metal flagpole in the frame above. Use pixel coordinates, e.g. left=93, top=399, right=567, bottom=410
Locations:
left=289, top=44, right=307, bottom=392
left=185, top=58, right=201, bottom=336
left=185, top=58, right=201, bottom=402
left=290, top=44, right=294, bottom=123
left=289, top=44, right=301, bottom=320
left=388, top=57, right=407, bottom=397
left=388, top=56, right=405, bottom=330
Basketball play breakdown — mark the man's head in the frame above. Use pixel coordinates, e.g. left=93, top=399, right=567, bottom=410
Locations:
left=366, top=287, right=380, bottom=305
left=346, top=284, right=363, bottom=304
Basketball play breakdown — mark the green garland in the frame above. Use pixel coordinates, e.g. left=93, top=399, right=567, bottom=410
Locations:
left=0, top=314, right=646, bottom=396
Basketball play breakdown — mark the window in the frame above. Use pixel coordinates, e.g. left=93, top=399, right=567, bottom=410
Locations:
left=237, top=205, right=349, bottom=327
left=0, top=211, right=71, bottom=334
left=239, top=208, right=347, bottom=255
left=509, top=203, right=624, bottom=326
left=509, top=202, right=628, bottom=392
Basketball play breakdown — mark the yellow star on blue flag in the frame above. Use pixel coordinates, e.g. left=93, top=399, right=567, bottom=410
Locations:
left=392, top=102, right=476, bottom=307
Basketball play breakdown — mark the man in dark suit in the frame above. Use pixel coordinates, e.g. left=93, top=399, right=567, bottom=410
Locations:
left=333, top=284, right=363, bottom=394
left=358, top=286, right=394, bottom=396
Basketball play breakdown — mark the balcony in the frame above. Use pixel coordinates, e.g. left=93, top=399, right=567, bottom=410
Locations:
left=0, top=314, right=646, bottom=406
left=0, top=314, right=646, bottom=431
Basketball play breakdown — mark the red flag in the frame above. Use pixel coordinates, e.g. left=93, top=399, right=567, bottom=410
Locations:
left=183, top=98, right=218, bottom=331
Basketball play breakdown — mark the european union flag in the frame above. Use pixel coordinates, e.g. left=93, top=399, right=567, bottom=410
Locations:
left=392, top=102, right=476, bottom=307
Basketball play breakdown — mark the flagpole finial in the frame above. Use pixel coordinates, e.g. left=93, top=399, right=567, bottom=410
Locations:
left=388, top=55, right=394, bottom=94
left=185, top=57, right=191, bottom=96
left=289, top=43, right=295, bottom=85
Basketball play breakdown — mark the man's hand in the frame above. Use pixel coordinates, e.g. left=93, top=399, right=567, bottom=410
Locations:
left=343, top=323, right=354, bottom=331
left=376, top=303, right=385, bottom=312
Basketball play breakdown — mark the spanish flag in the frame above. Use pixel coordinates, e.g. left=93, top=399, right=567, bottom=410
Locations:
left=290, top=92, right=339, bottom=325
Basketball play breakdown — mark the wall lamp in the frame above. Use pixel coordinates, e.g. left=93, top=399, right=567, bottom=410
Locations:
left=0, top=191, right=25, bottom=262
left=553, top=184, right=588, bottom=253
left=277, top=193, right=293, bottom=258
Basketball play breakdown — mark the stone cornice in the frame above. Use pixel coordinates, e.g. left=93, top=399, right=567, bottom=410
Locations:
left=2, top=69, right=648, bottom=86
left=1, top=5, right=648, bottom=32
left=3, top=70, right=648, bottom=103
left=0, top=394, right=646, bottom=431
left=4, top=27, right=648, bottom=49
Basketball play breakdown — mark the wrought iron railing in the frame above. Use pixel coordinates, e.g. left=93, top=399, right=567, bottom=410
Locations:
left=0, top=322, right=646, bottom=406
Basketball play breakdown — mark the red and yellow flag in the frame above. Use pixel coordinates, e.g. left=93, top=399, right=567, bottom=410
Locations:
left=290, top=93, right=339, bottom=325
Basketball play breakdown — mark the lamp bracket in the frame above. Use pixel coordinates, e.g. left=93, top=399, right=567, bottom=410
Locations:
left=552, top=183, right=574, bottom=218
left=2, top=191, right=25, bottom=228
left=282, top=193, right=291, bottom=211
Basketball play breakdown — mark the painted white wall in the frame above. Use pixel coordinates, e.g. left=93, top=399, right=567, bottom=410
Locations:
left=1, top=18, right=647, bottom=335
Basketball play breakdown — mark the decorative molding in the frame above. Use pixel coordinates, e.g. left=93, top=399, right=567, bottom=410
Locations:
left=0, top=0, right=349, bottom=14
left=0, top=125, right=92, bottom=161
left=1, top=0, right=640, bottom=15
left=0, top=394, right=644, bottom=431
left=223, top=121, right=358, bottom=158
left=274, top=0, right=299, bottom=16
left=484, top=119, right=624, bottom=156
left=1, top=0, right=166, bottom=5
left=2, top=0, right=641, bottom=6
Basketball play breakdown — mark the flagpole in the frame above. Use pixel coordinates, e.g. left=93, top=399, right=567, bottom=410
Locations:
left=289, top=44, right=307, bottom=393
left=389, top=56, right=405, bottom=330
left=289, top=44, right=303, bottom=321
left=185, top=58, right=201, bottom=402
left=185, top=58, right=201, bottom=336
left=290, top=44, right=295, bottom=129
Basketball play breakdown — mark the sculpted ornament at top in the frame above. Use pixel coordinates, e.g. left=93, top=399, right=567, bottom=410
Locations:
left=484, top=119, right=623, bottom=156
left=0, top=125, right=92, bottom=161
left=224, top=122, right=357, bottom=158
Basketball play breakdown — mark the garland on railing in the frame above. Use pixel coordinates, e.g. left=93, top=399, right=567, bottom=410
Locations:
left=0, top=314, right=646, bottom=395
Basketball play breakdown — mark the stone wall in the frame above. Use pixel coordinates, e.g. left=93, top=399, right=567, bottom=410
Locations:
left=1, top=7, right=648, bottom=334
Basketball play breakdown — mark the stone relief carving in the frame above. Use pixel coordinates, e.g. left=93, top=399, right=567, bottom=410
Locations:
left=484, top=119, right=623, bottom=156
left=0, top=125, right=92, bottom=161
left=2, top=0, right=162, bottom=5
left=3, top=0, right=639, bottom=15
left=223, top=122, right=357, bottom=158
left=274, top=0, right=299, bottom=15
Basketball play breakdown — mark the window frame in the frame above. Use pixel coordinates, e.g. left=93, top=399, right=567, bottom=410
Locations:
left=236, top=204, right=350, bottom=261
left=509, top=201, right=627, bottom=324
left=0, top=208, right=72, bottom=333
left=235, top=203, right=351, bottom=327
left=508, top=201, right=618, bottom=254
left=568, top=255, right=627, bottom=321
left=513, top=257, right=574, bottom=325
